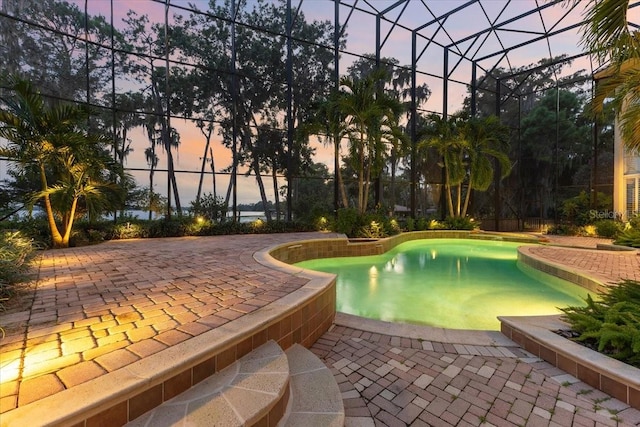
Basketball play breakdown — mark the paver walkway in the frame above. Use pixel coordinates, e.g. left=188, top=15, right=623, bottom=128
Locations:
left=1, top=232, right=639, bottom=426
left=313, top=324, right=640, bottom=427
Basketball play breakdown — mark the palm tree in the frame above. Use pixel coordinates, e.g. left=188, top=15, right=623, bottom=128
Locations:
left=43, top=153, right=122, bottom=231
left=419, top=114, right=512, bottom=218
left=580, top=0, right=639, bottom=64
left=0, top=77, right=122, bottom=248
left=459, top=115, right=512, bottom=217
left=579, top=0, right=640, bottom=151
left=419, top=114, right=467, bottom=217
left=338, top=70, right=404, bottom=214
left=316, top=91, right=349, bottom=209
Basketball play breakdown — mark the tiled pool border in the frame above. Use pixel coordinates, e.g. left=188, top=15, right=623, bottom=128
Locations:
left=517, top=246, right=607, bottom=294
left=511, top=242, right=640, bottom=409
left=266, top=230, right=540, bottom=265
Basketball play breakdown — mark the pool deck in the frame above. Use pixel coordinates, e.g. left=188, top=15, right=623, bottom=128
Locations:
left=1, top=232, right=640, bottom=426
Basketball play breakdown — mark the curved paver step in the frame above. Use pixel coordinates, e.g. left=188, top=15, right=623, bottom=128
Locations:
left=279, top=344, right=344, bottom=427
left=126, top=340, right=289, bottom=427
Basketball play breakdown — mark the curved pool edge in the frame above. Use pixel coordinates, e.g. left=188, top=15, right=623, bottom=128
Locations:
left=517, top=246, right=606, bottom=294
left=261, top=230, right=596, bottom=333
left=334, top=312, right=516, bottom=347
left=262, top=230, right=543, bottom=265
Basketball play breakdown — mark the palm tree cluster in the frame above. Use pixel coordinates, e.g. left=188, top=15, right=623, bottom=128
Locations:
left=316, top=66, right=514, bottom=219
left=0, top=77, right=124, bottom=248
left=329, top=69, right=405, bottom=215
left=419, top=114, right=511, bottom=218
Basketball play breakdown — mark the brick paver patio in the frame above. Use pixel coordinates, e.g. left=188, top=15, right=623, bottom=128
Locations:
left=313, top=324, right=640, bottom=427
left=1, top=232, right=639, bottom=425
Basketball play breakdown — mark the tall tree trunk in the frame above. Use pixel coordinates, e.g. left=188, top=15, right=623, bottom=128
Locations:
left=357, top=134, right=366, bottom=214
left=148, top=142, right=155, bottom=221
left=223, top=138, right=234, bottom=220
left=443, top=157, right=455, bottom=217
left=338, top=169, right=348, bottom=209
left=462, top=179, right=473, bottom=218
left=61, top=196, right=79, bottom=247
left=362, top=145, right=372, bottom=215
left=390, top=150, right=397, bottom=210
left=151, top=76, right=181, bottom=213
left=253, top=159, right=272, bottom=221
left=196, top=126, right=213, bottom=204
left=118, top=126, right=129, bottom=219
left=40, top=165, right=64, bottom=248
left=166, top=132, right=181, bottom=214
left=272, top=168, right=280, bottom=221
left=224, top=165, right=234, bottom=217
left=334, top=133, right=348, bottom=208
left=210, top=146, right=217, bottom=199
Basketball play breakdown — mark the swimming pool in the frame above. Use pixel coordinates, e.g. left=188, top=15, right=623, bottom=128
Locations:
left=295, top=238, right=590, bottom=330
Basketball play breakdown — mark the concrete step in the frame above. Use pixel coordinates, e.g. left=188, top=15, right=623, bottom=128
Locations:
left=279, top=344, right=345, bottom=427
left=126, top=340, right=289, bottom=427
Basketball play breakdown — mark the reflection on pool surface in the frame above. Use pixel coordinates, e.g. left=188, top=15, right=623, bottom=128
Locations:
left=295, top=238, right=589, bottom=330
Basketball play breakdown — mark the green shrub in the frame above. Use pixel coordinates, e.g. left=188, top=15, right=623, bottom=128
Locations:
left=426, top=218, right=445, bottom=230
left=385, top=218, right=402, bottom=235
left=314, top=215, right=331, bottom=231
left=594, top=220, right=623, bottom=238
left=190, top=194, right=227, bottom=222
left=614, top=229, right=640, bottom=248
left=110, top=221, right=150, bottom=239
left=546, top=223, right=581, bottom=236
left=411, top=216, right=444, bottom=231
left=442, top=216, right=477, bottom=230
left=415, top=217, right=429, bottom=231
left=560, top=191, right=612, bottom=226
left=209, top=220, right=246, bottom=235
left=334, top=208, right=359, bottom=236
left=405, top=217, right=415, bottom=232
left=2, top=217, right=50, bottom=248
left=561, top=280, right=640, bottom=367
left=147, top=218, right=191, bottom=238
left=0, top=231, right=38, bottom=310
left=357, top=220, right=387, bottom=239
left=184, top=218, right=213, bottom=236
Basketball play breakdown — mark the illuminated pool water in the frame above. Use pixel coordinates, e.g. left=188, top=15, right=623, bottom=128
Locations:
left=295, top=238, right=590, bottom=330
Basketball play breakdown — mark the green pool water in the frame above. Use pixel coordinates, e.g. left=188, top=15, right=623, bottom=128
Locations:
left=295, top=238, right=590, bottom=330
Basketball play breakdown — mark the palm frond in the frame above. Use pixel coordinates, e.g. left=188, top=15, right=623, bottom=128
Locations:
left=582, top=0, right=637, bottom=62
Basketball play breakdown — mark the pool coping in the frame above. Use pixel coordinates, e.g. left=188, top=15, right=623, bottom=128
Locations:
left=506, top=245, right=640, bottom=410
left=264, top=229, right=542, bottom=265
left=333, top=312, right=516, bottom=347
